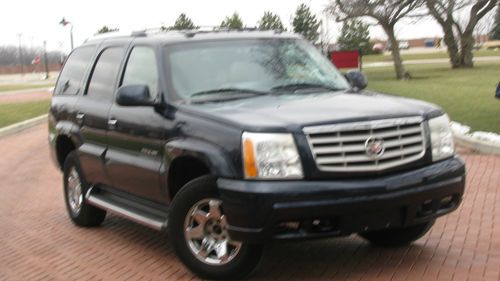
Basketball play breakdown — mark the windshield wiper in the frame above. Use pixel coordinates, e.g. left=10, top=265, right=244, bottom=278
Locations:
left=190, top=88, right=269, bottom=99
left=271, top=83, right=342, bottom=93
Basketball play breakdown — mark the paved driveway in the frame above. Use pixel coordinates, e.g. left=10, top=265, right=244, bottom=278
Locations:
left=0, top=124, right=499, bottom=281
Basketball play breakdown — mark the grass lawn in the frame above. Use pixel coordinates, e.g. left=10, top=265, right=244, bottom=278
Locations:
left=365, top=61, right=500, bottom=134
left=0, top=100, right=50, bottom=128
left=0, top=83, right=54, bottom=93
left=363, top=49, right=500, bottom=63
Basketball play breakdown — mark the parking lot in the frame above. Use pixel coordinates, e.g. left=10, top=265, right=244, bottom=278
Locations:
left=0, top=123, right=499, bottom=281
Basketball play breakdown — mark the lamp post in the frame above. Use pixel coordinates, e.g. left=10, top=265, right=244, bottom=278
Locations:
left=17, top=33, right=24, bottom=75
left=59, top=17, right=74, bottom=50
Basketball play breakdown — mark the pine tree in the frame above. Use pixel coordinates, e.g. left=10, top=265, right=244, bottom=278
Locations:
left=96, top=26, right=119, bottom=34
left=337, top=19, right=373, bottom=55
left=220, top=13, right=244, bottom=29
left=258, top=11, right=286, bottom=32
left=172, top=13, right=197, bottom=30
left=292, top=4, right=321, bottom=42
left=491, top=5, right=500, bottom=40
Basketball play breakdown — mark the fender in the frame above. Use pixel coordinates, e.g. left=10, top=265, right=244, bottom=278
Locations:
left=164, top=137, right=239, bottom=179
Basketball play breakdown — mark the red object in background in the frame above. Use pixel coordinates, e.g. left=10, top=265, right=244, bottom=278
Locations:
left=32, top=56, right=41, bottom=65
left=330, top=50, right=360, bottom=69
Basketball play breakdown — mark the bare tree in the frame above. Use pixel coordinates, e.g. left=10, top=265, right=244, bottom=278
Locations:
left=426, top=0, right=497, bottom=68
left=328, top=0, right=424, bottom=79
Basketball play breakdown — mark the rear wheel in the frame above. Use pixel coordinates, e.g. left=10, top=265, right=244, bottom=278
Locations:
left=63, top=152, right=106, bottom=227
left=359, top=221, right=434, bottom=247
left=168, top=176, right=262, bottom=280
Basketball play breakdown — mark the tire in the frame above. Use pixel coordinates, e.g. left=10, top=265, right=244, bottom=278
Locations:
left=63, top=151, right=106, bottom=227
left=359, top=220, right=434, bottom=247
left=168, top=176, right=263, bottom=280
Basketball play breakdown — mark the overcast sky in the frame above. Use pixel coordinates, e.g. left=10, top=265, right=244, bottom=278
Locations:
left=1, top=0, right=444, bottom=52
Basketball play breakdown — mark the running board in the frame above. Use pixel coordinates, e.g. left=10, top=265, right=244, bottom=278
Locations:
left=86, top=186, right=168, bottom=231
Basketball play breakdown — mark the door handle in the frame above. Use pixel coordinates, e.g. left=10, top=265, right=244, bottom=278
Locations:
left=75, top=113, right=85, bottom=124
left=108, top=119, right=118, bottom=129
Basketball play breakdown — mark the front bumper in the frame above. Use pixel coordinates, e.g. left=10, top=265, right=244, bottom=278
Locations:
left=218, top=156, right=465, bottom=243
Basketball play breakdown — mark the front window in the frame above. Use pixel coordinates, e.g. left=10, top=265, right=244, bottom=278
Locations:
left=165, top=39, right=350, bottom=102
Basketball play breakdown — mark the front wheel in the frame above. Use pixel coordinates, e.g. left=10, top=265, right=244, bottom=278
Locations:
left=168, top=176, right=262, bottom=280
left=359, top=220, right=434, bottom=247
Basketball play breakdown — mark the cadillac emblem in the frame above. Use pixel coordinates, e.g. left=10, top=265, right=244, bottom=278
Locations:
left=365, top=137, right=385, bottom=158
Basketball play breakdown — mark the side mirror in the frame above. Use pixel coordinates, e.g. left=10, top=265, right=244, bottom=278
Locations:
left=116, top=84, right=155, bottom=106
left=345, top=70, right=368, bottom=91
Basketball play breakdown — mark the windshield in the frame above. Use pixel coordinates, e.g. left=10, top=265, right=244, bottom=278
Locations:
left=165, top=38, right=350, bottom=101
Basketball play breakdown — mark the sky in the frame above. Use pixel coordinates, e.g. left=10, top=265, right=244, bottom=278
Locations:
left=0, top=0, right=444, bottom=53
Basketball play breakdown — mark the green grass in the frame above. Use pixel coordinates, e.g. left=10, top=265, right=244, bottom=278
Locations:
left=365, top=61, right=500, bottom=134
left=0, top=100, right=50, bottom=128
left=0, top=83, right=54, bottom=92
left=363, top=49, right=500, bottom=63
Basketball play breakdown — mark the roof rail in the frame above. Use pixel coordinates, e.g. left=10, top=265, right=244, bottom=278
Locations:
left=84, top=26, right=287, bottom=42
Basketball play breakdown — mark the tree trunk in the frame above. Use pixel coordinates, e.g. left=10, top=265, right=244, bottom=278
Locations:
left=441, top=24, right=461, bottom=68
left=383, top=24, right=405, bottom=80
left=459, top=32, right=475, bottom=68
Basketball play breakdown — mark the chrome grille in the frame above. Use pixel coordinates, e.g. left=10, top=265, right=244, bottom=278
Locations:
left=303, top=117, right=426, bottom=172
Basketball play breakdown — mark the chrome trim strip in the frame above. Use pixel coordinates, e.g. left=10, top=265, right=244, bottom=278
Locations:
left=303, top=116, right=423, bottom=134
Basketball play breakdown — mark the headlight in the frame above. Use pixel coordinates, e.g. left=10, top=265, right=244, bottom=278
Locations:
left=429, top=114, right=454, bottom=161
left=242, top=132, right=303, bottom=179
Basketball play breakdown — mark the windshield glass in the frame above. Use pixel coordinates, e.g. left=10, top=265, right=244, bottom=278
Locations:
left=165, top=38, right=350, bottom=101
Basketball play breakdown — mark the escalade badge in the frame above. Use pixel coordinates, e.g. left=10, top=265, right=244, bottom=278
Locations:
left=365, top=137, right=385, bottom=158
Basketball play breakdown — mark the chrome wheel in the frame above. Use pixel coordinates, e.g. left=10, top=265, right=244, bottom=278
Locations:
left=67, top=167, right=83, bottom=215
left=184, top=198, right=242, bottom=265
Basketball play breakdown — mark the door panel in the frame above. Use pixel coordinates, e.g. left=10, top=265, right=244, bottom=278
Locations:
left=106, top=107, right=166, bottom=201
left=76, top=46, right=125, bottom=186
left=105, top=46, right=167, bottom=203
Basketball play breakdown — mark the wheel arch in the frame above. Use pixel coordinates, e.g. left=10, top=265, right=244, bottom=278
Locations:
left=165, top=138, right=239, bottom=201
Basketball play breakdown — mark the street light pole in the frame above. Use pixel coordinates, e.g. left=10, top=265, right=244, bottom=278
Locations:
left=43, top=40, right=50, bottom=80
left=17, top=33, right=24, bottom=75
left=59, top=18, right=74, bottom=50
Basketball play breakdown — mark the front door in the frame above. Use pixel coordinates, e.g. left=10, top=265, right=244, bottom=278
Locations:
left=106, top=46, right=167, bottom=203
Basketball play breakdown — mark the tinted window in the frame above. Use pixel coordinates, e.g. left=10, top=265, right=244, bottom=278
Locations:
left=87, top=47, right=124, bottom=100
left=55, top=46, right=95, bottom=95
left=122, top=47, right=158, bottom=95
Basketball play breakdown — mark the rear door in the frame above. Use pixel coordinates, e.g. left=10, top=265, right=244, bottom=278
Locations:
left=76, top=46, right=126, bottom=186
left=106, top=45, right=167, bottom=202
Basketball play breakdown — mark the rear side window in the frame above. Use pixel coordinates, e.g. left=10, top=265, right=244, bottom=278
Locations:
left=55, top=46, right=95, bottom=95
left=122, top=47, right=159, bottom=96
left=86, top=47, right=125, bottom=101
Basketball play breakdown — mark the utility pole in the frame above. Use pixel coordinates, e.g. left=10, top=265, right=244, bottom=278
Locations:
left=43, top=41, right=50, bottom=80
left=17, top=33, right=24, bottom=75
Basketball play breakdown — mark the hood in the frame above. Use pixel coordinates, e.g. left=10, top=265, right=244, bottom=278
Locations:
left=180, top=90, right=442, bottom=132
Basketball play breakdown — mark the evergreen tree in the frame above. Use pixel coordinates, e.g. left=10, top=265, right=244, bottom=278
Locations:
left=292, top=4, right=321, bottom=42
left=172, top=13, right=197, bottom=30
left=258, top=11, right=286, bottom=32
left=337, top=19, right=373, bottom=54
left=220, top=13, right=244, bottom=29
left=491, top=5, right=500, bottom=40
left=96, top=26, right=119, bottom=34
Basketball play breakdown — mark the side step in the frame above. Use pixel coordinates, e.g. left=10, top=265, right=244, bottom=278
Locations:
left=86, top=186, right=168, bottom=231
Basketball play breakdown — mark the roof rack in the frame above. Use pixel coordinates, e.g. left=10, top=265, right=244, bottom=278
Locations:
left=84, top=26, right=286, bottom=42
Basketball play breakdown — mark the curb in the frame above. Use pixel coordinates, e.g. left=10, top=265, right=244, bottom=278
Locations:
left=0, top=114, right=48, bottom=138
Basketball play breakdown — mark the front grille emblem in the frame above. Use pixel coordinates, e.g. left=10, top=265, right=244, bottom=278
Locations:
left=365, top=137, right=385, bottom=158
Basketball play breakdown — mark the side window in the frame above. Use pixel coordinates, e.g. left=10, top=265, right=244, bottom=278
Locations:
left=122, top=47, right=158, bottom=95
left=55, top=46, right=95, bottom=95
left=86, top=47, right=125, bottom=100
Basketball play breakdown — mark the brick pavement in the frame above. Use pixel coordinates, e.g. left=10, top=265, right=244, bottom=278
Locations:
left=0, top=123, right=499, bottom=281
